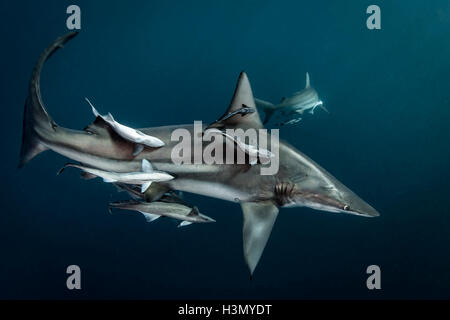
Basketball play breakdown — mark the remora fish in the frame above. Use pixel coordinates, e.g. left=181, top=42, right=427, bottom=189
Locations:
left=19, top=33, right=379, bottom=275
left=58, top=159, right=174, bottom=193
left=204, top=128, right=274, bottom=165
left=208, top=104, right=255, bottom=129
left=255, top=72, right=328, bottom=125
left=86, top=97, right=165, bottom=156
left=109, top=200, right=215, bottom=227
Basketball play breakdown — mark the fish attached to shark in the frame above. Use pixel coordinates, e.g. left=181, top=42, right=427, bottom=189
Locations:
left=255, top=72, right=329, bottom=125
left=109, top=200, right=215, bottom=227
left=85, top=97, right=165, bottom=156
left=58, top=159, right=174, bottom=193
left=19, top=32, right=379, bottom=275
left=204, top=128, right=274, bottom=165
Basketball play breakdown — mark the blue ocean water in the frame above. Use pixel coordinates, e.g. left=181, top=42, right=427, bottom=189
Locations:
left=1, top=0, right=449, bottom=299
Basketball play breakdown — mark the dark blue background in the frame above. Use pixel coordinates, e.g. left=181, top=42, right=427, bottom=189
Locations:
left=1, top=0, right=449, bottom=299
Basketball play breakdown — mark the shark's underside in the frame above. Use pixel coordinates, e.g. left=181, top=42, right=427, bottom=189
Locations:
left=19, top=33, right=379, bottom=275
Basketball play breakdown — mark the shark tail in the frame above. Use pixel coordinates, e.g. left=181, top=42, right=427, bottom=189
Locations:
left=254, top=98, right=276, bottom=125
left=19, top=32, right=78, bottom=168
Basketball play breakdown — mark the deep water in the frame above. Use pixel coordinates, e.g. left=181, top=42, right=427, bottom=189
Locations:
left=0, top=0, right=449, bottom=299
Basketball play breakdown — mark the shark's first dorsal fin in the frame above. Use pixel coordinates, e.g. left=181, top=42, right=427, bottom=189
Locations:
left=216, top=72, right=263, bottom=129
left=305, top=72, right=310, bottom=88
left=242, top=200, right=279, bottom=275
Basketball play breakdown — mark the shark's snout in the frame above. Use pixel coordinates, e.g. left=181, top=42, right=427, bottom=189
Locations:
left=343, top=195, right=380, bottom=217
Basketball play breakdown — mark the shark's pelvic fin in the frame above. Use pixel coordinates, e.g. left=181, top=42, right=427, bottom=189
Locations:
left=139, top=211, right=160, bottom=223
left=305, top=72, right=310, bottom=88
left=141, top=181, right=152, bottom=193
left=81, top=172, right=97, bottom=180
left=242, top=200, right=279, bottom=275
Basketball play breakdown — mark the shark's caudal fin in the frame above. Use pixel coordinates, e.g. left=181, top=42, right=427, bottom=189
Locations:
left=254, top=98, right=276, bottom=125
left=242, top=201, right=279, bottom=275
left=19, top=32, right=79, bottom=168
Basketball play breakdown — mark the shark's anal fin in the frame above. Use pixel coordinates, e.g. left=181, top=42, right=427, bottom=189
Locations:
left=241, top=200, right=279, bottom=275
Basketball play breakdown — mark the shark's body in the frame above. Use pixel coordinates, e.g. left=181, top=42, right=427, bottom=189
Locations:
left=19, top=33, right=379, bottom=275
left=255, top=72, right=327, bottom=125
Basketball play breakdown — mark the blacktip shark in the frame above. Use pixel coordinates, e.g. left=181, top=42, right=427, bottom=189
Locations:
left=109, top=200, right=215, bottom=227
left=86, top=98, right=165, bottom=156
left=58, top=159, right=174, bottom=193
left=19, top=32, right=379, bottom=275
left=255, top=72, right=329, bottom=125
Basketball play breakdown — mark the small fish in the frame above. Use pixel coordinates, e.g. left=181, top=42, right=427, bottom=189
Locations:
left=86, top=98, right=165, bottom=155
left=207, top=104, right=255, bottom=129
left=109, top=200, right=215, bottom=226
left=58, top=159, right=174, bottom=193
left=279, top=117, right=302, bottom=126
left=205, top=128, right=274, bottom=165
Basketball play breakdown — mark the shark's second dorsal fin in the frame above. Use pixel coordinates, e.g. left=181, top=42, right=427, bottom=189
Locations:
left=305, top=72, right=310, bottom=88
left=216, top=72, right=263, bottom=130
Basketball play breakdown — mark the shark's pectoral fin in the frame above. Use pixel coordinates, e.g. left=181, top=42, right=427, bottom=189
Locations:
left=241, top=200, right=279, bottom=275
left=178, top=221, right=193, bottom=228
left=138, top=211, right=160, bottom=223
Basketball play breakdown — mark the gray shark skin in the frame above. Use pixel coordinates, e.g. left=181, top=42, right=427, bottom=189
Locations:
left=255, top=72, right=328, bottom=125
left=19, top=33, right=379, bottom=275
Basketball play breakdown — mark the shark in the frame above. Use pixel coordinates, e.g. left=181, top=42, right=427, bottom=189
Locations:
left=255, top=72, right=329, bottom=125
left=109, top=200, right=216, bottom=227
left=58, top=159, right=174, bottom=193
left=19, top=32, right=379, bottom=275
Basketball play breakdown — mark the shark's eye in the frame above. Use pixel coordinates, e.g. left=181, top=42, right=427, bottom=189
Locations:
left=343, top=205, right=350, bottom=211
